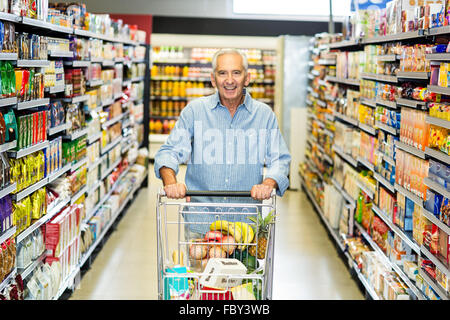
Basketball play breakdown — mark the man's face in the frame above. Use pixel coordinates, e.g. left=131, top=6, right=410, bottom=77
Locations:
left=211, top=53, right=250, bottom=104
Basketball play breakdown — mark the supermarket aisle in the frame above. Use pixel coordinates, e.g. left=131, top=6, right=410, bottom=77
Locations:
left=70, top=164, right=364, bottom=300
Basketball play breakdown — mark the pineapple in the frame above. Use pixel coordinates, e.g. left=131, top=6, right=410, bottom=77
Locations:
left=248, top=210, right=275, bottom=259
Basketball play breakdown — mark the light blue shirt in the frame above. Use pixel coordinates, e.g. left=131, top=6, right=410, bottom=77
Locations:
left=154, top=90, right=291, bottom=233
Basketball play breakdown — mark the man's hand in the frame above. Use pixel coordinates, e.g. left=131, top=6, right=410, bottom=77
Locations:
left=251, top=178, right=277, bottom=200
left=164, top=182, right=188, bottom=200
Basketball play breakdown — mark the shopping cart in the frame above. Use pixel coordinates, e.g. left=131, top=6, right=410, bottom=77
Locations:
left=157, top=189, right=276, bottom=300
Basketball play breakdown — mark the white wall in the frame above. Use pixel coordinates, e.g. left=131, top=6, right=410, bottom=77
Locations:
left=57, top=0, right=338, bottom=22
left=151, top=33, right=278, bottom=50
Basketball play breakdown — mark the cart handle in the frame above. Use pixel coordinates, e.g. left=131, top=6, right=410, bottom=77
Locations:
left=158, top=189, right=276, bottom=197
left=185, top=190, right=252, bottom=197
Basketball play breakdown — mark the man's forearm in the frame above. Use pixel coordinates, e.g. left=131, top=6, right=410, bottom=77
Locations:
left=159, top=166, right=177, bottom=186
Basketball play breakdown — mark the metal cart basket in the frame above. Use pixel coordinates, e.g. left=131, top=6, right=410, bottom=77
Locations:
left=157, top=189, right=276, bottom=300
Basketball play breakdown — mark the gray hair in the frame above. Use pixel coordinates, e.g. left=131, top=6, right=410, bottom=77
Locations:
left=211, top=48, right=248, bottom=73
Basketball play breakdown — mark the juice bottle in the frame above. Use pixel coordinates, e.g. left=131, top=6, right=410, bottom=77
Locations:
left=161, top=100, right=168, bottom=117
left=186, top=81, right=192, bottom=97
left=167, top=101, right=174, bottom=117
left=167, top=81, right=173, bottom=96
left=179, top=81, right=186, bottom=97
left=149, top=119, right=155, bottom=134
left=182, top=65, right=189, bottom=78
left=161, top=81, right=167, bottom=97
left=151, top=65, right=158, bottom=77
left=172, top=81, right=180, bottom=97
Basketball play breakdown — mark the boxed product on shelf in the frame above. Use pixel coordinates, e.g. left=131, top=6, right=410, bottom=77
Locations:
left=44, top=137, right=63, bottom=177
left=17, top=33, right=48, bottom=60
left=387, top=232, right=415, bottom=267
left=13, top=188, right=47, bottom=236
left=64, top=68, right=86, bottom=98
left=323, top=183, right=343, bottom=229
left=395, top=149, right=429, bottom=199
left=65, top=102, right=86, bottom=134
left=16, top=228, right=45, bottom=269
left=66, top=165, right=86, bottom=196
left=0, top=195, right=13, bottom=234
left=378, top=186, right=396, bottom=218
left=43, top=60, right=64, bottom=88
left=400, top=108, right=430, bottom=151
left=429, top=124, right=450, bottom=156
left=48, top=101, right=65, bottom=129
left=69, top=36, right=89, bottom=61
left=399, top=45, right=431, bottom=73
left=0, top=238, right=15, bottom=283
left=15, top=68, right=45, bottom=102
left=62, top=136, right=86, bottom=164
left=10, top=151, right=45, bottom=192
left=429, top=102, right=450, bottom=121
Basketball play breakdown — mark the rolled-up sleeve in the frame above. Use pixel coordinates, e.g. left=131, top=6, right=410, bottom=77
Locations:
left=264, top=113, right=291, bottom=196
left=154, top=106, right=194, bottom=180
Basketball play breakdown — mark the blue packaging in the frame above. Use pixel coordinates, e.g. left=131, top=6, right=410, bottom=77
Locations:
left=425, top=189, right=436, bottom=213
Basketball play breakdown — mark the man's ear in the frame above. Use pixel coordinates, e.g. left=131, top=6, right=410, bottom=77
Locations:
left=244, top=71, right=250, bottom=86
left=210, top=73, right=217, bottom=88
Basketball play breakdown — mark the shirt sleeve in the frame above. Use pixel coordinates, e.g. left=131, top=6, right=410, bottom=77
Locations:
left=264, top=112, right=291, bottom=196
left=154, top=105, right=194, bottom=180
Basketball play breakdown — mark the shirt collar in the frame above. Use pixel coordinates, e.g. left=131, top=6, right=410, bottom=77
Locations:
left=210, top=88, right=253, bottom=113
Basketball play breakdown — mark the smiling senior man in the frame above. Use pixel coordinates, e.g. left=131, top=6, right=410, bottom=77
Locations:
left=154, top=48, right=291, bottom=234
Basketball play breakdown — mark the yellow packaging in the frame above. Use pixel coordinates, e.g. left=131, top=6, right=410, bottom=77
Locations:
left=438, top=63, right=448, bottom=88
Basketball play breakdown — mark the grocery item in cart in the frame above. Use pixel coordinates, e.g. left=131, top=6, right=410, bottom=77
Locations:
left=199, top=258, right=247, bottom=289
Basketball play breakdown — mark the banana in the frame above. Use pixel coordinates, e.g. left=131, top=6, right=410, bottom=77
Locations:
left=235, top=222, right=255, bottom=250
left=210, top=220, right=242, bottom=243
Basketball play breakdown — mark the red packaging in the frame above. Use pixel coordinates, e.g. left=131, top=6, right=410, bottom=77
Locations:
left=200, top=286, right=233, bottom=300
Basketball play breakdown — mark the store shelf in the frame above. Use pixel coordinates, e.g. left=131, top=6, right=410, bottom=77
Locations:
left=87, top=157, right=102, bottom=172
left=425, top=115, right=450, bottom=130
left=63, top=128, right=88, bottom=140
left=332, top=145, right=358, bottom=168
left=15, top=98, right=50, bottom=110
left=12, top=178, right=48, bottom=202
left=371, top=204, right=420, bottom=254
left=356, top=179, right=375, bottom=199
left=0, top=225, right=16, bottom=245
left=360, top=98, right=376, bottom=108
left=18, top=250, right=47, bottom=280
left=87, top=132, right=102, bottom=144
left=0, top=269, right=17, bottom=293
left=357, top=156, right=375, bottom=172
left=102, top=112, right=127, bottom=129
left=101, top=136, right=122, bottom=155
left=425, top=147, right=450, bottom=165
left=48, top=50, right=74, bottom=58
left=425, top=53, right=450, bottom=61
left=361, top=72, right=397, bottom=83
left=421, top=207, right=450, bottom=236
left=419, top=269, right=449, bottom=300
left=0, top=140, right=16, bottom=153
left=318, top=59, right=336, bottom=65
left=427, top=85, right=450, bottom=96
left=375, top=121, right=399, bottom=136
left=358, top=122, right=377, bottom=135
left=382, top=153, right=396, bottom=167
left=325, top=75, right=360, bottom=87
left=424, top=177, right=450, bottom=200
left=87, top=79, right=103, bottom=87
left=0, top=97, right=17, bottom=107
left=394, top=183, right=424, bottom=207
left=396, top=98, right=427, bottom=110
left=331, top=178, right=356, bottom=208
left=45, top=85, right=66, bottom=94
left=70, top=157, right=87, bottom=173
left=333, top=111, right=358, bottom=126
left=394, top=140, right=426, bottom=159
left=48, top=122, right=71, bottom=136
left=101, top=157, right=122, bottom=181
left=47, top=163, right=72, bottom=184
left=71, top=185, right=88, bottom=205
left=64, top=60, right=90, bottom=68
left=375, top=97, right=397, bottom=109
left=421, top=245, right=450, bottom=278
left=0, top=183, right=17, bottom=201
left=8, top=140, right=49, bottom=159
left=373, top=172, right=396, bottom=193
left=396, top=71, right=429, bottom=80
left=376, top=54, right=399, bottom=62
left=64, top=94, right=89, bottom=104
left=16, top=59, right=50, bottom=67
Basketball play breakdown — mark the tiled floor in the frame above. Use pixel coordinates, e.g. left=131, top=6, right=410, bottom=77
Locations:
left=69, top=165, right=364, bottom=300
